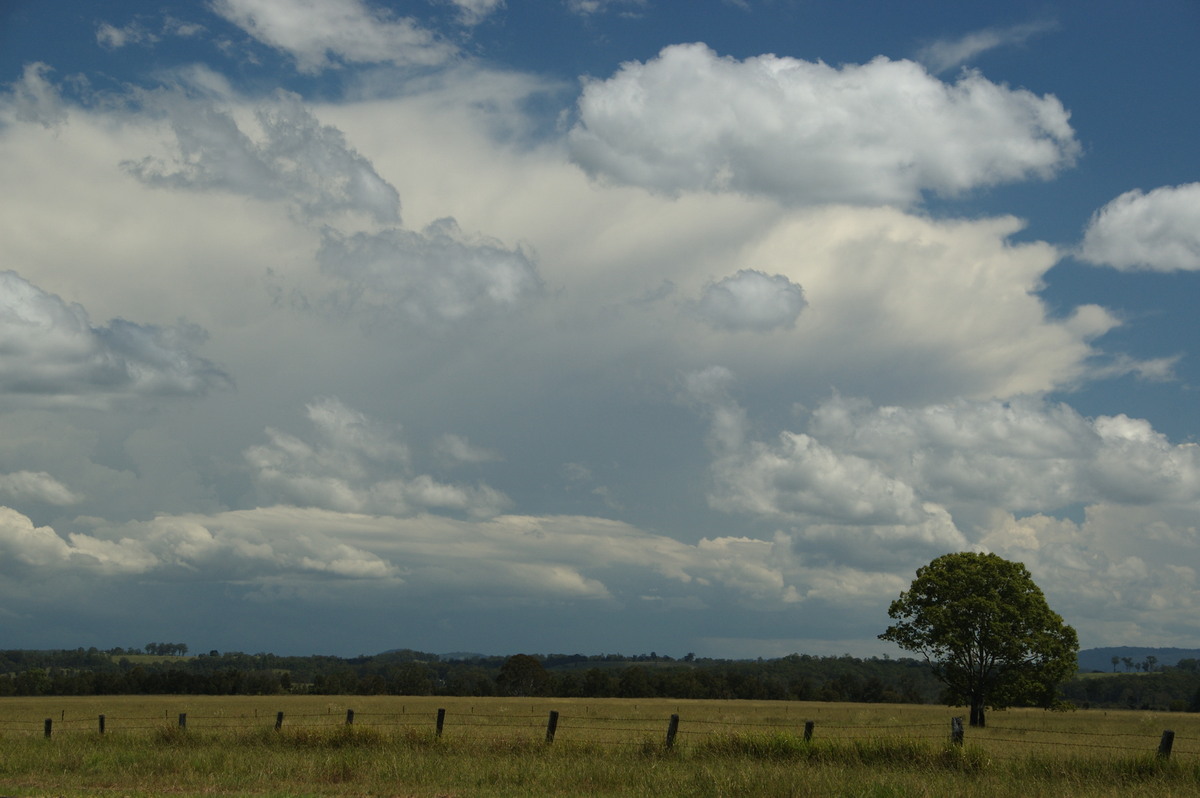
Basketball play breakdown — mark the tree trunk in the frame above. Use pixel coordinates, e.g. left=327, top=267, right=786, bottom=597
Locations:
left=969, top=699, right=986, bottom=727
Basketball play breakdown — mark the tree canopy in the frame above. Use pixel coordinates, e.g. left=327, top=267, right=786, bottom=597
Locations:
left=879, top=552, right=1078, bottom=726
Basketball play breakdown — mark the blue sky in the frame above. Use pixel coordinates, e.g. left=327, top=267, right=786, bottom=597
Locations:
left=1, top=0, right=1198, bottom=659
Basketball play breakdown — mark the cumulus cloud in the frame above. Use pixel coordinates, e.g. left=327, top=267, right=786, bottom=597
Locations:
left=695, top=269, right=806, bottom=332
left=0, top=505, right=393, bottom=580
left=687, top=374, right=1200, bottom=580
left=918, top=20, right=1058, bottom=74
left=569, top=44, right=1079, bottom=206
left=1078, top=183, right=1200, bottom=271
left=211, top=0, right=457, bottom=73
left=0, top=271, right=231, bottom=406
left=0, top=472, right=80, bottom=506
left=245, top=397, right=511, bottom=518
left=806, top=395, right=1200, bottom=512
left=317, top=219, right=542, bottom=325
left=124, top=90, right=401, bottom=224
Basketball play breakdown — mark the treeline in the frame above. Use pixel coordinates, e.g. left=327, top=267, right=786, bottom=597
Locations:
left=6, top=647, right=1197, bottom=710
left=1062, top=658, right=1200, bottom=712
left=0, top=648, right=941, bottom=703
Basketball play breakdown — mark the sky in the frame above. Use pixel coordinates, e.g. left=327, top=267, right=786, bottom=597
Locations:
left=0, top=0, right=1198, bottom=660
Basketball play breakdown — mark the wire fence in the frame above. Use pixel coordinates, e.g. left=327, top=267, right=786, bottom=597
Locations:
left=2, top=706, right=1196, bottom=760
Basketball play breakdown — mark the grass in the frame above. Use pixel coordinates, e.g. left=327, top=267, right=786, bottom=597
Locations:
left=2, top=696, right=1200, bottom=796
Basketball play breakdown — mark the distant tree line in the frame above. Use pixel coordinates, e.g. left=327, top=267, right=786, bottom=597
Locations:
left=3, top=647, right=1196, bottom=710
left=0, top=648, right=940, bottom=702
left=1063, top=658, right=1200, bottom=712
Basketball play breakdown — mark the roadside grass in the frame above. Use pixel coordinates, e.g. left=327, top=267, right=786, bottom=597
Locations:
left=2, top=696, right=1200, bottom=797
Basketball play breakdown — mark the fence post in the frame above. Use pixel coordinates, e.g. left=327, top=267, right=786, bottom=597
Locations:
left=99, top=714, right=105, bottom=735
left=345, top=709, right=354, bottom=726
left=665, top=714, right=680, bottom=750
left=546, top=710, right=559, bottom=744
left=436, top=708, right=446, bottom=737
left=179, top=713, right=187, bottom=729
left=1158, top=730, right=1175, bottom=758
left=275, top=711, right=284, bottom=731
left=44, top=718, right=52, bottom=738
left=803, top=720, right=814, bottom=742
left=950, top=716, right=964, bottom=747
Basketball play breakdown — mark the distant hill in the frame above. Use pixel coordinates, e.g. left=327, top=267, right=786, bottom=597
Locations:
left=1078, top=646, right=1200, bottom=672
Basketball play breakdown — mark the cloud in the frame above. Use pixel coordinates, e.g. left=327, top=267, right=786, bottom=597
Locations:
left=448, top=0, right=504, bottom=25
left=565, top=0, right=647, bottom=15
left=97, top=14, right=206, bottom=49
left=0, top=472, right=80, bottom=506
left=568, top=43, right=1079, bottom=206
left=317, top=219, right=542, bottom=325
left=918, top=20, right=1058, bottom=74
left=435, top=433, right=501, bottom=466
left=0, top=504, right=393, bottom=580
left=1078, top=183, right=1200, bottom=271
left=805, top=395, right=1200, bottom=513
left=695, top=269, right=806, bottom=332
left=686, top=376, right=1200, bottom=584
left=245, top=397, right=511, bottom=519
left=0, top=271, right=231, bottom=407
left=1, top=63, right=67, bottom=129
left=124, top=89, right=401, bottom=224
left=211, top=0, right=457, bottom=73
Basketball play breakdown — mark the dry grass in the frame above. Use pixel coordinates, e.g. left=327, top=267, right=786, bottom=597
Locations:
left=2, top=696, right=1199, bottom=797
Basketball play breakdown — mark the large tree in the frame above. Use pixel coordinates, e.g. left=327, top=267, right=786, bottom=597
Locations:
left=879, top=552, right=1077, bottom=727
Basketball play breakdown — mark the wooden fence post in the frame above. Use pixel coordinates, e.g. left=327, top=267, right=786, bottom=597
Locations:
left=178, top=713, right=187, bottom=729
left=803, top=720, right=814, bottom=742
left=99, top=714, right=105, bottom=735
left=275, top=711, right=284, bottom=731
left=436, top=708, right=446, bottom=737
left=545, top=710, right=559, bottom=743
left=1158, top=730, right=1175, bottom=758
left=950, top=716, right=964, bottom=747
left=44, top=718, right=52, bottom=738
left=665, top=714, right=680, bottom=750
left=345, top=709, right=354, bottom=726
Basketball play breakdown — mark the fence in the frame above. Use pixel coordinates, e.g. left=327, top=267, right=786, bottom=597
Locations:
left=2, top=707, right=1196, bottom=760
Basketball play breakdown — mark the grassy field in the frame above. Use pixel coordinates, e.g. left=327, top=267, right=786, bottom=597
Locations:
left=2, top=695, right=1200, bottom=797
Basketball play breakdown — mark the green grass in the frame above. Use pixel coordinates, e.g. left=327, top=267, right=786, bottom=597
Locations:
left=2, top=696, right=1200, bottom=797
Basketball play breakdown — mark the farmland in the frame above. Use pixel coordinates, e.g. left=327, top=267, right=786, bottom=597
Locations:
left=3, top=696, right=1200, bottom=797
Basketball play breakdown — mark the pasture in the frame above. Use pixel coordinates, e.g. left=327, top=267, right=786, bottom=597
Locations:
left=2, top=695, right=1199, bottom=797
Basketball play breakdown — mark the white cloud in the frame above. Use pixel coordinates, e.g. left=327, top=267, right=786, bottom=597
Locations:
left=806, top=395, right=1200, bottom=513
left=448, top=0, right=504, bottom=25
left=435, top=433, right=501, bottom=466
left=918, top=20, right=1058, bottom=74
left=97, top=15, right=206, bottom=49
left=687, top=377, right=1200, bottom=599
left=317, top=219, right=542, bottom=325
left=0, top=472, right=80, bottom=505
left=1, top=63, right=67, bottom=129
left=0, top=271, right=231, bottom=407
left=1079, top=183, right=1200, bottom=271
left=211, top=0, right=457, bottom=73
left=245, top=397, right=511, bottom=519
left=569, top=43, right=1079, bottom=206
left=565, top=0, right=646, bottom=15
left=695, top=269, right=806, bottom=332
left=124, top=89, right=401, bottom=224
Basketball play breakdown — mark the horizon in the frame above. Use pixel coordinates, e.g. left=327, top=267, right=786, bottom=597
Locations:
left=1, top=0, right=1198, bottom=660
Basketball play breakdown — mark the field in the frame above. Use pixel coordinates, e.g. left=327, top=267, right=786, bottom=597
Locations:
left=3, top=695, right=1200, bottom=797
